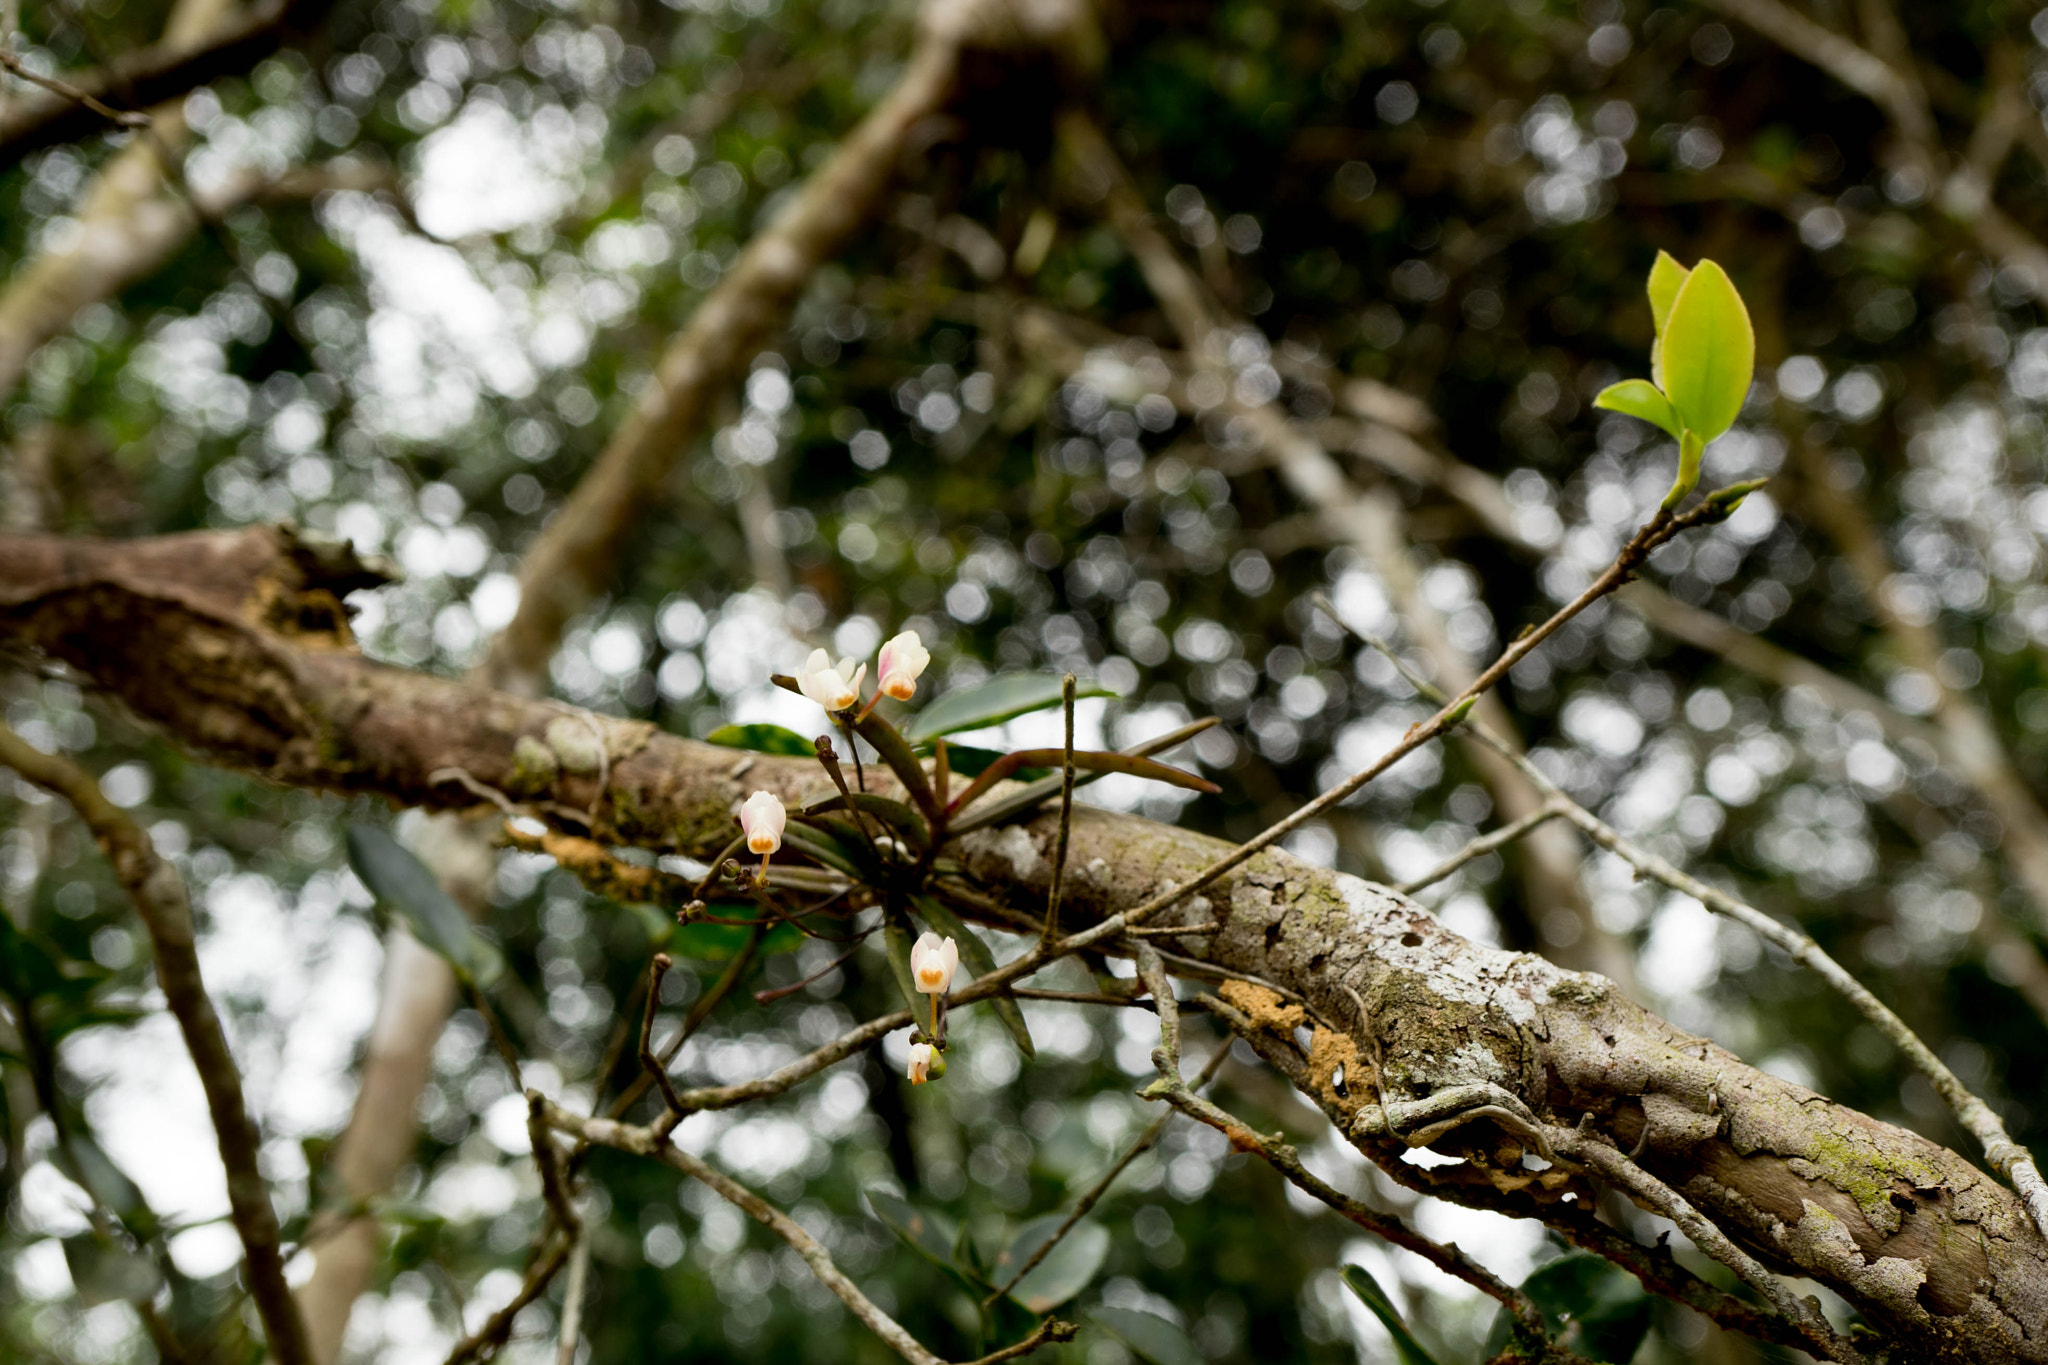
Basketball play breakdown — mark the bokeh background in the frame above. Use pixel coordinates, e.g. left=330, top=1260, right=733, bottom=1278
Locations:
left=4, top=0, right=2047, bottom=1360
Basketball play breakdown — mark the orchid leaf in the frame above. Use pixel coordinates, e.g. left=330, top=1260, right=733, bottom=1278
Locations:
left=902, top=673, right=1114, bottom=742
left=1088, top=1308, right=1204, bottom=1365
left=346, top=825, right=504, bottom=988
left=1341, top=1265, right=1442, bottom=1365
left=949, top=719, right=1219, bottom=835
left=947, top=747, right=1219, bottom=819
left=705, top=723, right=816, bottom=757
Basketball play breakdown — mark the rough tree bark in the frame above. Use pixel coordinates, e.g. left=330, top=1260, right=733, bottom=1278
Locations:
left=3, top=523, right=2044, bottom=1363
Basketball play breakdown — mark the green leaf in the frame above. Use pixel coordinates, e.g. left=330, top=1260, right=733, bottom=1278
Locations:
left=705, top=723, right=818, bottom=757
left=1591, top=379, right=1682, bottom=441
left=902, top=674, right=1116, bottom=742
left=58, top=1134, right=155, bottom=1234
left=884, top=921, right=928, bottom=1030
left=671, top=901, right=803, bottom=960
left=948, top=719, right=1220, bottom=836
left=345, top=825, right=505, bottom=988
left=1341, top=1264, right=1442, bottom=1365
left=777, top=820, right=866, bottom=877
left=866, top=1190, right=963, bottom=1272
left=1088, top=1307, right=1204, bottom=1365
left=914, top=895, right=1033, bottom=1057
left=994, top=1215, right=1109, bottom=1312
left=0, top=913, right=71, bottom=999
left=1483, top=1254, right=1652, bottom=1364
left=802, top=793, right=930, bottom=851
left=1648, top=249, right=1691, bottom=392
left=946, top=747, right=1219, bottom=822
left=62, top=1234, right=163, bottom=1306
left=942, top=745, right=1046, bottom=780
left=1647, top=249, right=1689, bottom=337
left=849, top=713, right=941, bottom=824
left=1658, top=258, right=1755, bottom=443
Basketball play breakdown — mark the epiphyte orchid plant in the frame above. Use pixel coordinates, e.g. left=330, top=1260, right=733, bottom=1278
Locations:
left=697, top=627, right=1223, bottom=1083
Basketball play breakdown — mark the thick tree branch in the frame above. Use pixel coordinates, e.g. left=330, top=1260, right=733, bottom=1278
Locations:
left=0, top=722, right=310, bottom=1365
left=6, top=524, right=2048, bottom=1363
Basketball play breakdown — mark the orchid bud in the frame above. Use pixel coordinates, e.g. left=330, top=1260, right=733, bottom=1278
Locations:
left=739, top=790, right=786, bottom=854
left=797, top=647, right=866, bottom=712
left=875, top=630, right=931, bottom=702
left=910, top=931, right=960, bottom=995
left=906, top=1042, right=934, bottom=1084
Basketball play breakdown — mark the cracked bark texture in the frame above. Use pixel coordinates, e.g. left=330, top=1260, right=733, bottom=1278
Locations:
left=3, top=525, right=2045, bottom=1363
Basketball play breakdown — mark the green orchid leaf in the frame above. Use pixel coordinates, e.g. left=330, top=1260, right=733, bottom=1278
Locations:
left=1482, top=1253, right=1653, bottom=1363
left=1341, top=1264, right=1442, bottom=1365
left=948, top=719, right=1220, bottom=836
left=884, top=921, right=928, bottom=1029
left=671, top=901, right=803, bottom=960
left=995, top=1215, right=1109, bottom=1312
left=1088, top=1307, right=1204, bottom=1365
left=902, top=674, right=1115, bottom=742
left=1592, top=379, right=1683, bottom=441
left=914, top=895, right=1033, bottom=1057
left=866, top=1190, right=972, bottom=1281
left=802, top=792, right=930, bottom=851
left=705, top=723, right=817, bottom=757
left=849, top=713, right=941, bottom=824
left=345, top=825, right=505, bottom=988
left=62, top=1234, right=163, bottom=1307
left=1658, top=258, right=1755, bottom=443
left=946, top=748, right=1219, bottom=821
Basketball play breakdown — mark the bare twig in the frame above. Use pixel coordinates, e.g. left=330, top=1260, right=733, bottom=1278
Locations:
left=441, top=1229, right=574, bottom=1365
left=546, top=1097, right=945, bottom=1364
left=554, top=1223, right=591, bottom=1365
left=1391, top=801, right=1568, bottom=897
left=1044, top=672, right=1077, bottom=941
left=1115, top=494, right=1739, bottom=931
left=0, top=48, right=148, bottom=127
left=987, top=1042, right=1230, bottom=1305
left=1544, top=1122, right=1861, bottom=1363
left=0, top=724, right=311, bottom=1365
left=637, top=954, right=688, bottom=1118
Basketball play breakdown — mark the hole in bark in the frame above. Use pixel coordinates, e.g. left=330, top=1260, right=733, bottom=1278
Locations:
left=1400, top=932, right=1423, bottom=947
left=1265, top=920, right=1286, bottom=954
left=1890, top=1190, right=1918, bottom=1213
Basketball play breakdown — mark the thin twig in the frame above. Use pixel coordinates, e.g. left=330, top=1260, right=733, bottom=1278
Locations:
left=554, top=1222, right=591, bottom=1365
left=1044, top=673, right=1077, bottom=941
left=0, top=48, right=148, bottom=127
left=987, top=1041, right=1229, bottom=1305
left=0, top=724, right=311, bottom=1365
left=525, top=1094, right=580, bottom=1236
left=1543, top=1123, right=1861, bottom=1363
left=637, top=954, right=688, bottom=1118
left=441, top=1230, right=574, bottom=1365
left=957, top=1317, right=1078, bottom=1365
left=1392, top=801, right=1568, bottom=896
left=546, top=1096, right=945, bottom=1365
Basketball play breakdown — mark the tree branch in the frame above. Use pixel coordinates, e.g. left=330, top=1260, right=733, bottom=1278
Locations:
left=6, top=523, right=2048, bottom=1362
left=0, top=722, right=311, bottom=1365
